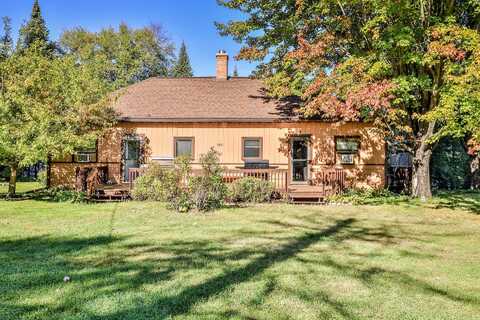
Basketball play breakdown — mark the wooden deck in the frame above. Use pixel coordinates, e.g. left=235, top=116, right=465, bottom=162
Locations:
left=287, top=170, right=346, bottom=203
left=95, top=167, right=346, bottom=203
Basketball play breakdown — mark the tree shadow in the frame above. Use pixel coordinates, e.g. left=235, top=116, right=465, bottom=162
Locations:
left=1, top=210, right=478, bottom=319
left=431, top=191, right=480, bottom=214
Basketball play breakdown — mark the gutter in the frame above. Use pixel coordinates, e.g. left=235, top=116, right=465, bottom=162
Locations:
left=117, top=117, right=297, bottom=123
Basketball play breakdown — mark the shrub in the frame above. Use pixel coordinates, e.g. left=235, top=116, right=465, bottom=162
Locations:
left=131, top=163, right=170, bottom=201
left=47, top=187, right=87, bottom=203
left=189, top=148, right=227, bottom=211
left=327, top=187, right=409, bottom=205
left=131, top=157, right=194, bottom=211
left=229, top=177, right=274, bottom=203
left=164, top=155, right=195, bottom=212
left=132, top=149, right=228, bottom=212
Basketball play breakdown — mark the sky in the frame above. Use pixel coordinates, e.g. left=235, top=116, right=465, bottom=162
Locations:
left=0, top=0, right=257, bottom=76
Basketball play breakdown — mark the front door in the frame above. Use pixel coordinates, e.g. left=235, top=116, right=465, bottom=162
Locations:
left=291, top=137, right=309, bottom=183
left=123, top=138, right=140, bottom=182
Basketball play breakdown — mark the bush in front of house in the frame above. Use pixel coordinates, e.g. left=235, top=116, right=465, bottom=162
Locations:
left=131, top=163, right=170, bottom=201
left=327, top=187, right=409, bottom=205
left=46, top=187, right=87, bottom=203
left=131, top=157, right=194, bottom=210
left=229, top=177, right=274, bottom=203
left=189, top=148, right=228, bottom=211
left=131, top=149, right=228, bottom=212
left=165, top=155, right=194, bottom=212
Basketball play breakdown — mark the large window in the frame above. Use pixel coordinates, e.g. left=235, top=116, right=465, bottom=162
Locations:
left=242, top=137, right=262, bottom=159
left=73, top=141, right=97, bottom=163
left=174, top=137, right=194, bottom=158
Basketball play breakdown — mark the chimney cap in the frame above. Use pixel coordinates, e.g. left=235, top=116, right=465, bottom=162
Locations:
left=217, top=49, right=227, bottom=55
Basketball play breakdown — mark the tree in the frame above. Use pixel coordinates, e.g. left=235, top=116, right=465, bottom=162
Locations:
left=217, top=0, right=480, bottom=199
left=17, top=0, right=52, bottom=53
left=431, top=137, right=471, bottom=190
left=60, top=23, right=175, bottom=90
left=0, top=17, right=13, bottom=61
left=172, top=41, right=193, bottom=77
left=0, top=44, right=116, bottom=196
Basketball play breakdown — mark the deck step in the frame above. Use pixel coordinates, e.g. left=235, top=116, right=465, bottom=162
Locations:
left=290, top=201, right=325, bottom=205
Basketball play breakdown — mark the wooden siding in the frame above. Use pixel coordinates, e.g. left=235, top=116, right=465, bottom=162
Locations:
left=51, top=121, right=385, bottom=189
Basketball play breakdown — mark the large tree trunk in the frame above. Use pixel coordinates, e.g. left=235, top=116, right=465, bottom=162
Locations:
left=8, top=164, right=17, bottom=197
left=412, top=145, right=433, bottom=199
left=411, top=121, right=436, bottom=200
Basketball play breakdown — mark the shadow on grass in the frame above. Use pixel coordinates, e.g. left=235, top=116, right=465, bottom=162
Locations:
left=334, top=190, right=480, bottom=214
left=1, top=212, right=478, bottom=319
left=431, top=191, right=480, bottom=214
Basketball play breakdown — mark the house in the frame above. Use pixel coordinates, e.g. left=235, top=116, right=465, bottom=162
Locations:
left=50, top=51, right=386, bottom=197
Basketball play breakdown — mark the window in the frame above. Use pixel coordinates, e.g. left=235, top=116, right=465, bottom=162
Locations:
left=73, top=141, right=97, bottom=163
left=335, top=137, right=360, bottom=153
left=335, top=137, right=359, bottom=165
left=242, top=137, right=262, bottom=159
left=124, top=139, right=140, bottom=161
left=174, top=137, right=194, bottom=158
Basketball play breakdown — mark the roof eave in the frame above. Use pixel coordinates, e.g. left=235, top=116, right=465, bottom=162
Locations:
left=117, top=117, right=298, bottom=123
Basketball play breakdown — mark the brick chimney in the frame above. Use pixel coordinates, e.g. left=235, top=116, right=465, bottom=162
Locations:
left=216, top=50, right=229, bottom=80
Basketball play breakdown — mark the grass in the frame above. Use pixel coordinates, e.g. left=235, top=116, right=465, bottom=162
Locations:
left=0, top=195, right=480, bottom=319
left=0, top=181, right=43, bottom=195
left=330, top=189, right=480, bottom=214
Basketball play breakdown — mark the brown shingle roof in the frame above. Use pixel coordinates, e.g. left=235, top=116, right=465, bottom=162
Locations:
left=114, top=77, right=300, bottom=122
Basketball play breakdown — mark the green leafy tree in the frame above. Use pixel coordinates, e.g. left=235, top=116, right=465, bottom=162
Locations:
left=0, top=44, right=116, bottom=196
left=172, top=41, right=193, bottom=77
left=431, top=137, right=471, bottom=190
left=17, top=0, right=53, bottom=54
left=60, top=23, right=175, bottom=90
left=217, top=0, right=480, bottom=198
left=0, top=17, right=13, bottom=61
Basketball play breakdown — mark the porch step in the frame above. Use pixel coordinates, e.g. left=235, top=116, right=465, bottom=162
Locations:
left=90, top=198, right=128, bottom=203
left=287, top=184, right=328, bottom=204
left=290, top=200, right=326, bottom=205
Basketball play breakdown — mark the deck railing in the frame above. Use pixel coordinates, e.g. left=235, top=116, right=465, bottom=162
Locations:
left=311, top=168, right=346, bottom=196
left=128, top=166, right=346, bottom=195
left=222, top=169, right=289, bottom=193
left=128, top=167, right=289, bottom=193
left=128, top=167, right=146, bottom=189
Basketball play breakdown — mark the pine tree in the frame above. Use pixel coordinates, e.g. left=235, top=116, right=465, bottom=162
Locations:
left=17, top=0, right=50, bottom=52
left=172, top=41, right=193, bottom=77
left=0, top=17, right=13, bottom=60
left=232, top=64, right=239, bottom=77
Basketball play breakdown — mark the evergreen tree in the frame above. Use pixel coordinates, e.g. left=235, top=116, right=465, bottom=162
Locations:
left=0, top=17, right=13, bottom=60
left=232, top=64, right=239, bottom=77
left=17, top=0, right=50, bottom=52
left=172, top=41, right=193, bottom=77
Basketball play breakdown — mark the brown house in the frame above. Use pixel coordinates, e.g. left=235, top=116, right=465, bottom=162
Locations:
left=51, top=51, right=386, bottom=196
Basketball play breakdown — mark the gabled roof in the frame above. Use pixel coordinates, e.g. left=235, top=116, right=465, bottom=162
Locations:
left=114, top=77, right=300, bottom=122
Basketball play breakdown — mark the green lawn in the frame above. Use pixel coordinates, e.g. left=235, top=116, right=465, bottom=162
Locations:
left=0, top=181, right=43, bottom=195
left=0, top=197, right=479, bottom=320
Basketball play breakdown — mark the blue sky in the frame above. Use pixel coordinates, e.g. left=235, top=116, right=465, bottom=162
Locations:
left=1, top=0, right=257, bottom=76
